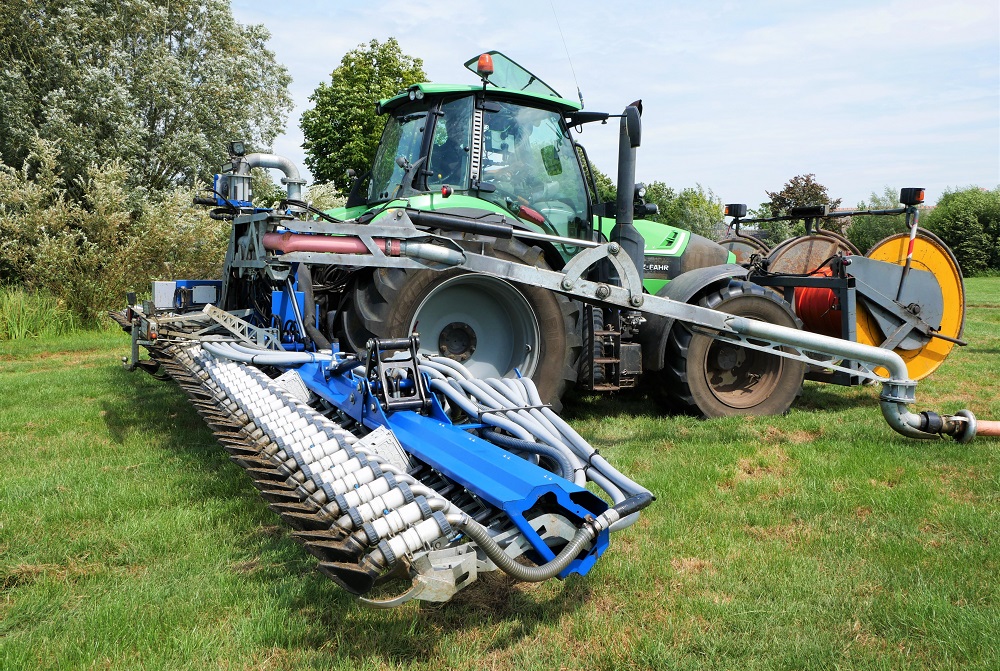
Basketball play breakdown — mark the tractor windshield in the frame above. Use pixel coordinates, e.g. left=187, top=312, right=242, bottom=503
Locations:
left=368, top=109, right=428, bottom=203
left=480, top=101, right=589, bottom=240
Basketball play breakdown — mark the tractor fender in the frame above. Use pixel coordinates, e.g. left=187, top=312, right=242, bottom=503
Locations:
left=637, top=263, right=750, bottom=372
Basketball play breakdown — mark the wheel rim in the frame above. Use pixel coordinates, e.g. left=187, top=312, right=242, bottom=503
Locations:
left=411, top=274, right=540, bottom=379
left=700, top=336, right=785, bottom=410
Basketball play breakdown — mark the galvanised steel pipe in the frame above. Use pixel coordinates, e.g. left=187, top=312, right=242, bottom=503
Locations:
left=203, top=341, right=328, bottom=366
left=246, top=153, right=306, bottom=203
left=726, top=316, right=974, bottom=441
left=444, top=491, right=653, bottom=583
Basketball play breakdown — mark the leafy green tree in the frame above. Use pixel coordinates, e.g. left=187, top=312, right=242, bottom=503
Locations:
left=747, top=200, right=798, bottom=245
left=579, top=158, right=617, bottom=205
left=304, top=182, right=347, bottom=212
left=756, top=174, right=844, bottom=244
left=923, top=186, right=1000, bottom=275
left=574, top=157, right=721, bottom=237
left=0, top=137, right=228, bottom=320
left=649, top=184, right=724, bottom=238
left=765, top=173, right=843, bottom=216
left=250, top=169, right=287, bottom=209
left=301, top=38, right=426, bottom=189
left=640, top=180, right=675, bottom=223
left=845, top=187, right=908, bottom=254
left=0, top=0, right=292, bottom=198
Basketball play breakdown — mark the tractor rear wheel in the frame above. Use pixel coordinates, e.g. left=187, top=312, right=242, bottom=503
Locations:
left=349, top=237, right=582, bottom=407
left=652, top=280, right=806, bottom=417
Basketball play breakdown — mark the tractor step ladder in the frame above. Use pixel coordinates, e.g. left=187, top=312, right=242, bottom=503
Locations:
left=586, top=305, right=624, bottom=392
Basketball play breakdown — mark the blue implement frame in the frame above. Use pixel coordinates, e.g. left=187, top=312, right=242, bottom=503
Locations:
left=293, top=359, right=610, bottom=578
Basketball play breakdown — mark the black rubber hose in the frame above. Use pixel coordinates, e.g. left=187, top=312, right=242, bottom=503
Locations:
left=449, top=514, right=596, bottom=582
left=447, top=492, right=654, bottom=583
left=482, top=431, right=575, bottom=481
left=610, top=491, right=655, bottom=519
left=408, top=209, right=513, bottom=239
left=296, top=264, right=332, bottom=350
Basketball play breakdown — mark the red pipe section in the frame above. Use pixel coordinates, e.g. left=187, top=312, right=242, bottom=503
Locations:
left=978, top=420, right=1000, bottom=437
left=263, top=231, right=401, bottom=256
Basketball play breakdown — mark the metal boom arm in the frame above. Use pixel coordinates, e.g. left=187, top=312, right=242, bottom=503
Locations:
left=257, top=207, right=982, bottom=443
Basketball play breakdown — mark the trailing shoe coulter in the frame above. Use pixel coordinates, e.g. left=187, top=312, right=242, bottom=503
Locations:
left=115, top=51, right=997, bottom=606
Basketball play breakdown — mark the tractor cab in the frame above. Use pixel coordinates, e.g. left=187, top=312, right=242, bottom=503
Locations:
left=368, top=52, right=593, bottom=247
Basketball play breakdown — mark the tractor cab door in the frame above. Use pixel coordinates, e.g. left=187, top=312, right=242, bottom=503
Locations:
left=476, top=99, right=590, bottom=244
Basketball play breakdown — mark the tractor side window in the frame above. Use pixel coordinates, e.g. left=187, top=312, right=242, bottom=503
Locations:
left=368, top=110, right=427, bottom=203
left=480, top=102, right=589, bottom=240
left=428, top=97, right=473, bottom=188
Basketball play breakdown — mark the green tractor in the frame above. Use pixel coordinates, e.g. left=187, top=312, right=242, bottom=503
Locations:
left=301, top=51, right=806, bottom=417
left=206, top=51, right=967, bottom=423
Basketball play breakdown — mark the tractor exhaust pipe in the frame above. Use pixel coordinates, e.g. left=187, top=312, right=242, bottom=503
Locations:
left=611, top=103, right=645, bottom=285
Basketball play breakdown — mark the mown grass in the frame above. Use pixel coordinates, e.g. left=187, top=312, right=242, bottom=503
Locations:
left=1, top=280, right=998, bottom=670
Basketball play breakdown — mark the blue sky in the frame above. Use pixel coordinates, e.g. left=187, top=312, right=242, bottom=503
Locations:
left=231, top=0, right=999, bottom=208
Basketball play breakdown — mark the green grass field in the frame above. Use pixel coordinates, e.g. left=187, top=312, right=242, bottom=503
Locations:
left=2, top=279, right=998, bottom=670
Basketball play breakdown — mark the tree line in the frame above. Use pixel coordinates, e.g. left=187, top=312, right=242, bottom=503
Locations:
left=1, top=6, right=997, bottom=328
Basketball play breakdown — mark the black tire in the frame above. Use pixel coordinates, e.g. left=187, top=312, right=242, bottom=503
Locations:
left=651, top=280, right=806, bottom=417
left=348, top=237, right=582, bottom=407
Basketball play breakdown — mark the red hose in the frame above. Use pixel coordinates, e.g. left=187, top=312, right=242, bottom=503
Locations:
left=263, top=231, right=400, bottom=256
left=794, top=267, right=842, bottom=338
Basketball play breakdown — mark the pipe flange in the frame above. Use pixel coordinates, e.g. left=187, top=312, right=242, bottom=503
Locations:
left=378, top=539, right=397, bottom=567
left=333, top=493, right=350, bottom=516
left=954, top=409, right=977, bottom=444
left=880, top=381, right=917, bottom=404
left=363, top=522, right=380, bottom=545
left=415, top=496, right=432, bottom=520
left=432, top=510, right=454, bottom=537
left=397, top=481, right=414, bottom=505
left=346, top=507, right=365, bottom=531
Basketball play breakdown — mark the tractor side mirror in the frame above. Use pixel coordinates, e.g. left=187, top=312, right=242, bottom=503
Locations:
left=624, top=105, right=641, bottom=148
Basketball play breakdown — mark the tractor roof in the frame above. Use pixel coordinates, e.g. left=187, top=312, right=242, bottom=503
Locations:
left=378, top=51, right=582, bottom=115
left=378, top=83, right=582, bottom=115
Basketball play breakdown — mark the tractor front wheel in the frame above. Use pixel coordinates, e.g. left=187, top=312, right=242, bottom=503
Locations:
left=652, top=280, right=806, bottom=418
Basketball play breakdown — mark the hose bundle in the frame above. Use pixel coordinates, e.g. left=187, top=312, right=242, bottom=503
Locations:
left=202, top=340, right=650, bottom=532
left=418, top=355, right=651, bottom=531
